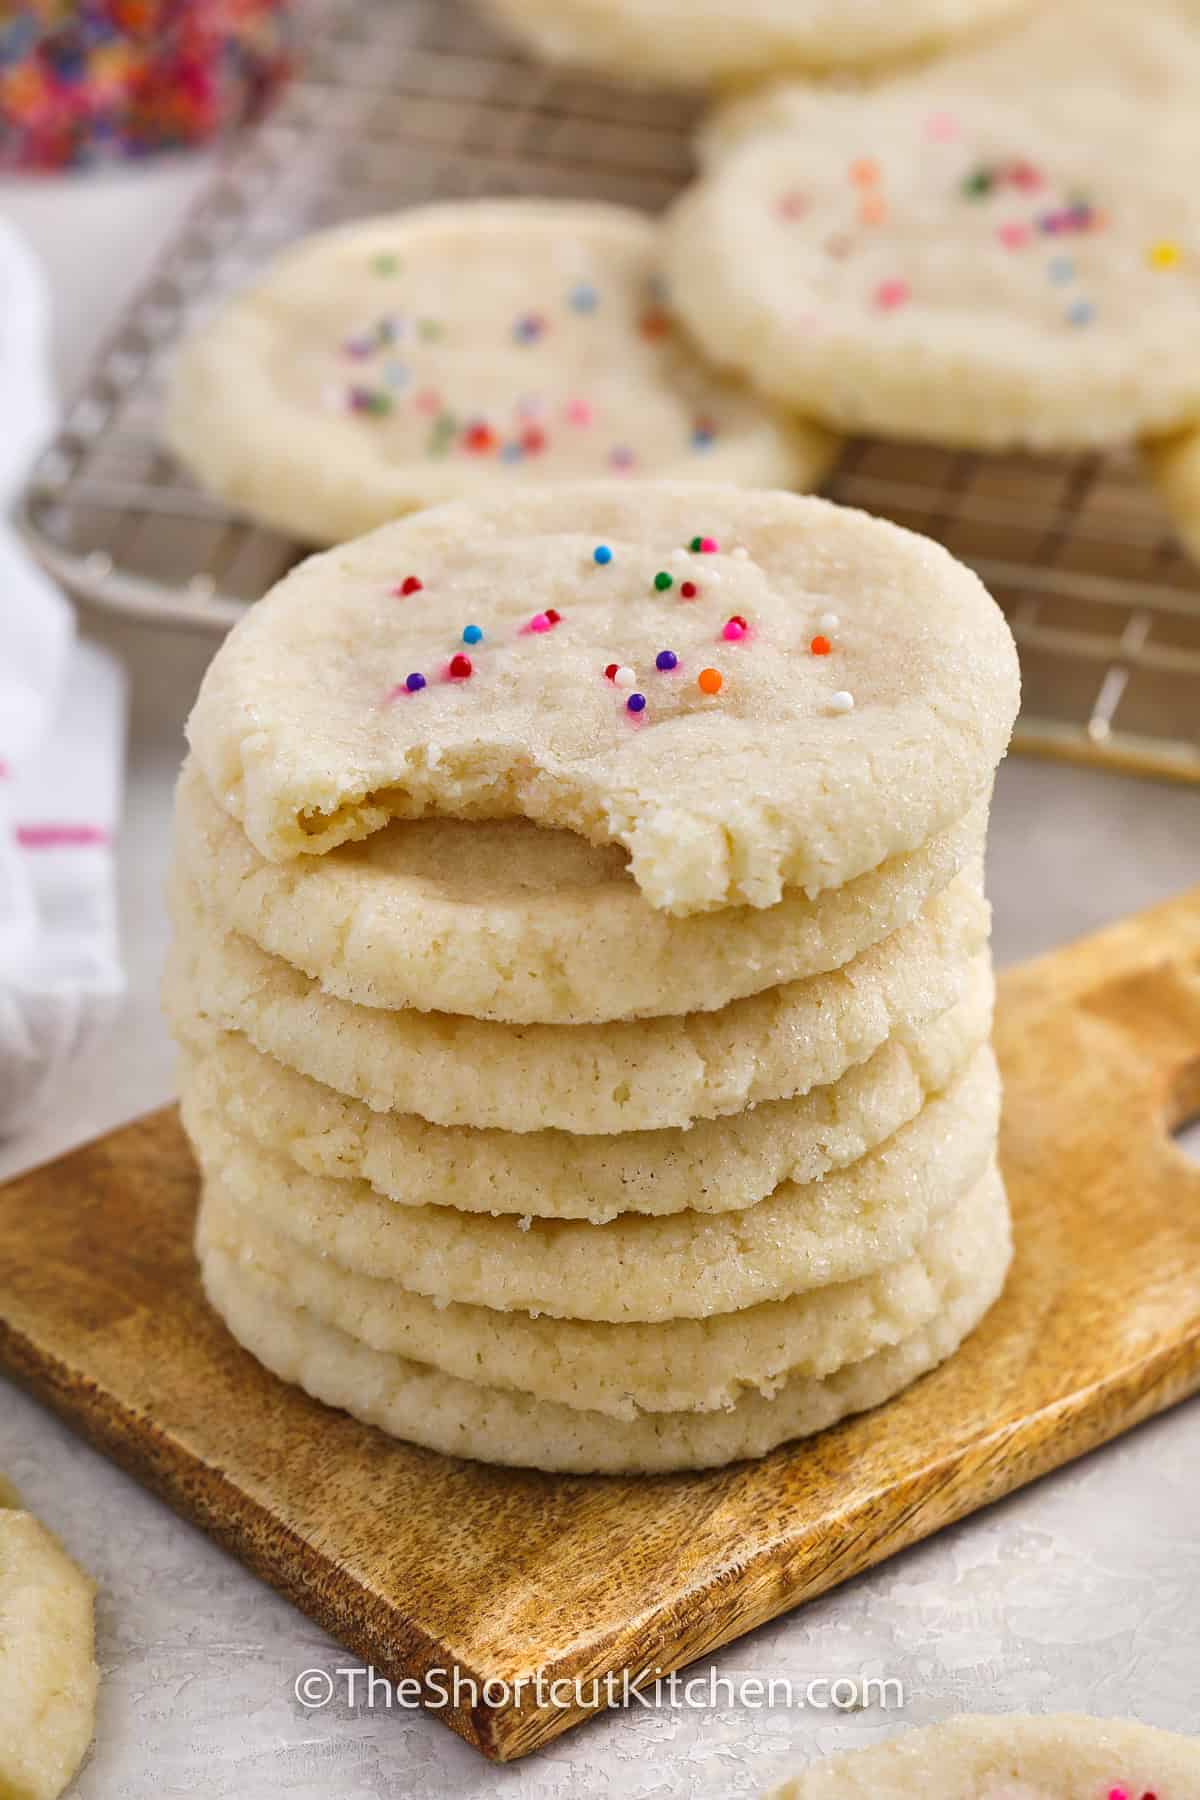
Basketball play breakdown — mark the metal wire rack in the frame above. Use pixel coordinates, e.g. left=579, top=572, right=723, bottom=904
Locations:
left=14, top=0, right=1200, bottom=781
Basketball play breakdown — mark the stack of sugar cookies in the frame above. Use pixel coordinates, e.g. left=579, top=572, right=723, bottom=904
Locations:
left=165, top=483, right=1020, bottom=1475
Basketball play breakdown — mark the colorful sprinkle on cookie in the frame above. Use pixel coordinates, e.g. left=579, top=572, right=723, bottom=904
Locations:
left=875, top=279, right=910, bottom=311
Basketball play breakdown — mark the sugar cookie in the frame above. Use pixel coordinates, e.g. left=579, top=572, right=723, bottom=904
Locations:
left=764, top=1711, right=1200, bottom=1799
left=186, top=485, right=1018, bottom=913
left=199, top=1215, right=1006, bottom=1472
left=166, top=868, right=988, bottom=1133
left=166, top=203, right=831, bottom=546
left=181, top=1047, right=1000, bottom=1321
left=175, top=958, right=992, bottom=1222
left=478, top=0, right=1036, bottom=91
left=1144, top=425, right=1200, bottom=562
left=704, top=0, right=1200, bottom=162
left=0, top=1505, right=98, bottom=1800
left=666, top=22, right=1200, bottom=450
left=176, top=757, right=986, bottom=1022
left=197, top=1163, right=1008, bottom=1418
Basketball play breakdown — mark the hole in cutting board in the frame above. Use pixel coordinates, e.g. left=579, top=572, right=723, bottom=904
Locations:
left=1170, top=1056, right=1200, bottom=1165
left=1175, top=1115, right=1200, bottom=1166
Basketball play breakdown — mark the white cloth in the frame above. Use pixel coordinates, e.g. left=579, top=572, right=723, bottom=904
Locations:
left=0, top=213, right=126, bottom=1136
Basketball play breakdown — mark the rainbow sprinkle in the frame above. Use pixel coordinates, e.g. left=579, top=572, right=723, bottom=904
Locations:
left=333, top=269, right=726, bottom=467
left=513, top=312, right=547, bottom=344
left=0, top=0, right=291, bottom=170
left=348, top=387, right=392, bottom=415
left=997, top=222, right=1030, bottom=249
left=875, top=279, right=910, bottom=312
left=379, top=531, right=856, bottom=733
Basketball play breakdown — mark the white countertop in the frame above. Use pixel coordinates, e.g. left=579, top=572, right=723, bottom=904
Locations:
left=1, top=164, right=1198, bottom=1800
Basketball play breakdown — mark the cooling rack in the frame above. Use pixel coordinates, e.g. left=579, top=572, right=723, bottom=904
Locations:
left=14, top=0, right=1200, bottom=781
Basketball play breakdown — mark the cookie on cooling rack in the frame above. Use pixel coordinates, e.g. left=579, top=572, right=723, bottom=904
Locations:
left=763, top=1712, right=1200, bottom=1799
left=1143, top=425, right=1200, bottom=563
left=477, top=0, right=1036, bottom=90
left=165, top=201, right=833, bottom=546
left=664, top=0, right=1200, bottom=450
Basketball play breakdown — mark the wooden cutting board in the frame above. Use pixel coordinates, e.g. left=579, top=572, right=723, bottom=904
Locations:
left=2, top=889, right=1199, bottom=1762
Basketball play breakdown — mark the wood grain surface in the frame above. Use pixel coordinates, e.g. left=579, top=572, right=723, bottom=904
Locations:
left=1, top=888, right=1199, bottom=1761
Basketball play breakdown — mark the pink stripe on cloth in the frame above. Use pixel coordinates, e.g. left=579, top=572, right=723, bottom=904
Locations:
left=15, top=823, right=111, bottom=849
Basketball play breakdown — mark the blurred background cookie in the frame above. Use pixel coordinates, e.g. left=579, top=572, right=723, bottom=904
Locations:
left=665, top=3, right=1200, bottom=449
left=166, top=201, right=833, bottom=545
left=477, top=0, right=1038, bottom=91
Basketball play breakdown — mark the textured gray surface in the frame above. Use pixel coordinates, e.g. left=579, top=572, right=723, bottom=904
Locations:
left=1, top=168, right=1199, bottom=1798
left=2, top=1361, right=1198, bottom=1795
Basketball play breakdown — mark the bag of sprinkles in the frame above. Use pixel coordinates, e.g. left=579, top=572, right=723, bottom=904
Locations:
left=0, top=0, right=292, bottom=171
